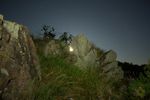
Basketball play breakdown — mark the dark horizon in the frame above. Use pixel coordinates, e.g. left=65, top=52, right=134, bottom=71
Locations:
left=1, top=0, right=150, bottom=65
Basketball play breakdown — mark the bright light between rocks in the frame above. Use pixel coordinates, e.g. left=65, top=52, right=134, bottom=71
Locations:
left=69, top=46, right=74, bottom=52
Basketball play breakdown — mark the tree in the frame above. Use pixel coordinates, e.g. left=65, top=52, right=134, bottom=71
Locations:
left=41, top=25, right=56, bottom=40
left=59, top=32, right=73, bottom=44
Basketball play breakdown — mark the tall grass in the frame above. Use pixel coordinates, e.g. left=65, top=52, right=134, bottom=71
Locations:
left=32, top=39, right=124, bottom=100
left=31, top=53, right=123, bottom=100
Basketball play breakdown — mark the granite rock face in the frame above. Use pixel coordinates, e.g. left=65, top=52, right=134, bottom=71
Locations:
left=100, top=50, right=123, bottom=80
left=70, top=34, right=98, bottom=68
left=45, top=40, right=62, bottom=56
left=103, top=50, right=117, bottom=63
left=69, top=34, right=123, bottom=79
left=0, top=15, right=40, bottom=100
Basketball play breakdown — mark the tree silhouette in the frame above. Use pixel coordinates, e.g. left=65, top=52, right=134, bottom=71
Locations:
left=59, top=32, right=73, bottom=44
left=41, top=25, right=56, bottom=40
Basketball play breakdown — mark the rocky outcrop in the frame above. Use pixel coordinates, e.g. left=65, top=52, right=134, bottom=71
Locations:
left=100, top=50, right=123, bottom=80
left=45, top=40, right=63, bottom=56
left=44, top=39, right=77, bottom=63
left=70, top=34, right=123, bottom=79
left=0, top=15, right=40, bottom=100
left=44, top=34, right=99, bottom=67
left=44, top=33, right=123, bottom=80
left=70, top=34, right=99, bottom=68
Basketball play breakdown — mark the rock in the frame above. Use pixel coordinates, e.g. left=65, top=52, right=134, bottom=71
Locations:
left=70, top=34, right=99, bottom=68
left=0, top=15, right=3, bottom=20
left=104, top=50, right=117, bottom=63
left=70, top=34, right=123, bottom=79
left=0, top=15, right=3, bottom=25
left=71, top=34, right=92, bottom=57
left=45, top=34, right=99, bottom=68
left=44, top=40, right=62, bottom=56
left=0, top=68, right=9, bottom=76
left=3, top=20, right=20, bottom=39
left=44, top=39, right=77, bottom=63
left=0, top=16, right=40, bottom=100
left=100, top=50, right=123, bottom=80
left=44, top=33, right=123, bottom=79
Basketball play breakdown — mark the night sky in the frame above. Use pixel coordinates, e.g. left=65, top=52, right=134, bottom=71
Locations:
left=1, top=0, right=150, bottom=65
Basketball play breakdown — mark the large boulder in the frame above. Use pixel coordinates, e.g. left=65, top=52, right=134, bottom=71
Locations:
left=0, top=15, right=40, bottom=100
left=103, top=50, right=117, bottom=63
left=99, top=50, right=123, bottom=80
left=44, top=40, right=62, bottom=56
left=70, top=34, right=99, bottom=68
left=69, top=34, right=123, bottom=79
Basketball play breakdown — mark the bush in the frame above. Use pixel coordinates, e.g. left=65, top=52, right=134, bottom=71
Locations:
left=128, top=64, right=150, bottom=100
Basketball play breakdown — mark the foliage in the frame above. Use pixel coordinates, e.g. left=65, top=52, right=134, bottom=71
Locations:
left=41, top=25, right=56, bottom=40
left=59, top=32, right=73, bottom=44
left=31, top=40, right=124, bottom=100
left=32, top=37, right=150, bottom=100
left=127, top=63, right=150, bottom=99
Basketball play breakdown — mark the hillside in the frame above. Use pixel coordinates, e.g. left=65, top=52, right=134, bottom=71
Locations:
left=32, top=37, right=124, bottom=100
left=0, top=15, right=150, bottom=100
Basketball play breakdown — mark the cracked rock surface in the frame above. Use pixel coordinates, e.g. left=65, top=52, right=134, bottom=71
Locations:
left=0, top=15, right=40, bottom=100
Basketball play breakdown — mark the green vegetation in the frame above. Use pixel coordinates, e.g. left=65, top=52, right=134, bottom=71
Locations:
left=32, top=39, right=150, bottom=100
left=127, top=63, right=150, bottom=99
left=41, top=25, right=56, bottom=40
left=31, top=39, right=124, bottom=100
left=32, top=54, right=123, bottom=100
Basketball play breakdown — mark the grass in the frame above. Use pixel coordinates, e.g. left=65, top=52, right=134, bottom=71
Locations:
left=31, top=39, right=124, bottom=100
left=32, top=53, right=123, bottom=100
